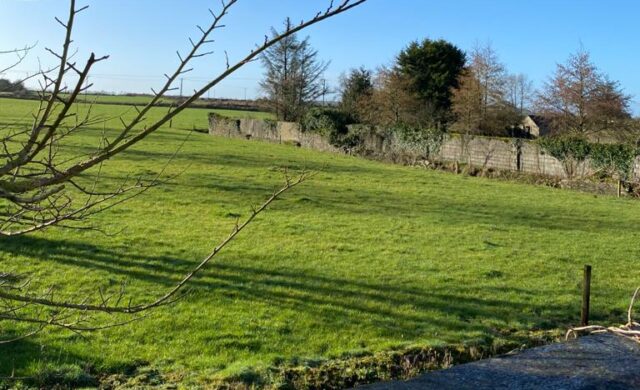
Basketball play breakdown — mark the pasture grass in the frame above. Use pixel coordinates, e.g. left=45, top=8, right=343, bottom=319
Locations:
left=1, top=97, right=640, bottom=386
left=69, top=94, right=274, bottom=120
left=0, top=95, right=272, bottom=127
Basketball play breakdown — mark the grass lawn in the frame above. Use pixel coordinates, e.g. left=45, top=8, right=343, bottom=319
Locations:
left=1, top=97, right=640, bottom=387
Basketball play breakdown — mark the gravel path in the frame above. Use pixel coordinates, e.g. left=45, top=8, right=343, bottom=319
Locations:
left=359, top=334, right=640, bottom=389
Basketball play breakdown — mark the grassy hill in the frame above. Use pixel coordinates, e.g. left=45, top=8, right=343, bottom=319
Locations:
left=1, top=97, right=640, bottom=387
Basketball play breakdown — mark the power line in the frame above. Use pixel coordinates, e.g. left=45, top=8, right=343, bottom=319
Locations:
left=1, top=69, right=263, bottom=82
left=0, top=68, right=340, bottom=102
left=1, top=68, right=341, bottom=83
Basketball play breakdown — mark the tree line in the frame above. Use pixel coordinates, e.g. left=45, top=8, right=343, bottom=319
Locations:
left=0, top=78, right=27, bottom=95
left=261, top=33, right=635, bottom=142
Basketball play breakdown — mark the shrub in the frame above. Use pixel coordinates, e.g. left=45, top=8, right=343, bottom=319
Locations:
left=590, top=143, right=638, bottom=180
left=538, top=136, right=591, bottom=178
left=389, top=124, right=445, bottom=162
left=301, top=107, right=356, bottom=147
left=301, top=107, right=352, bottom=134
left=539, top=136, right=639, bottom=180
left=538, top=136, right=591, bottom=162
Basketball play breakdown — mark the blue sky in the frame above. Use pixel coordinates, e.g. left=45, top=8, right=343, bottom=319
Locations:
left=1, top=0, right=639, bottom=112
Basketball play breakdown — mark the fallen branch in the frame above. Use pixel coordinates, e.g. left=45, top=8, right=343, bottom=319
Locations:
left=567, top=287, right=640, bottom=343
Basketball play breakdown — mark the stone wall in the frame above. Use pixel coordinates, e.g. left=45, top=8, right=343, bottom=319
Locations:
left=208, top=114, right=339, bottom=152
left=439, top=136, right=515, bottom=171
left=436, top=136, right=573, bottom=177
left=209, top=114, right=640, bottom=180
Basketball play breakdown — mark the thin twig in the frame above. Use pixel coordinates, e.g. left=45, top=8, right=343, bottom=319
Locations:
left=567, top=286, right=640, bottom=344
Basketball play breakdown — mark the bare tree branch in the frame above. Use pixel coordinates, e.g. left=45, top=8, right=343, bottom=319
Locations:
left=0, top=0, right=365, bottom=237
left=0, top=172, right=311, bottom=339
left=0, top=0, right=364, bottom=343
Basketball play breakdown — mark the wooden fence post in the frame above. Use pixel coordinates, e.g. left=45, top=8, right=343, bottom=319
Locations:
left=581, top=265, right=592, bottom=326
left=618, top=180, right=622, bottom=198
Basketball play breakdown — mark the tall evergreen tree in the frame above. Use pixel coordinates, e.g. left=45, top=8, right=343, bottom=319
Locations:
left=260, top=18, right=329, bottom=122
left=396, top=38, right=466, bottom=126
left=339, top=67, right=374, bottom=122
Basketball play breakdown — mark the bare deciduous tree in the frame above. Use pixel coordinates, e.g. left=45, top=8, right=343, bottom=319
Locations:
left=506, top=73, right=533, bottom=116
left=451, top=43, right=519, bottom=135
left=371, top=67, right=420, bottom=127
left=0, top=0, right=366, bottom=342
left=535, top=48, right=631, bottom=136
left=472, top=44, right=507, bottom=121
left=450, top=68, right=483, bottom=133
left=0, top=44, right=36, bottom=75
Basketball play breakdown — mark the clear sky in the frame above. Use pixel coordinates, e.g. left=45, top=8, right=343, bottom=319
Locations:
left=1, top=0, right=638, bottom=112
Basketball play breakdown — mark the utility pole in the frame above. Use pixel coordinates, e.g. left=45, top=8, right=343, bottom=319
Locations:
left=244, top=87, right=247, bottom=101
left=179, top=78, right=184, bottom=98
left=322, top=78, right=326, bottom=106
left=84, top=76, right=90, bottom=102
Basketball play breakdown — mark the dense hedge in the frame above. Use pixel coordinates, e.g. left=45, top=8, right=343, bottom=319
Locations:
left=537, top=136, right=591, bottom=163
left=301, top=107, right=359, bottom=148
left=590, top=143, right=638, bottom=179
left=538, top=136, right=639, bottom=179
left=390, top=124, right=446, bottom=161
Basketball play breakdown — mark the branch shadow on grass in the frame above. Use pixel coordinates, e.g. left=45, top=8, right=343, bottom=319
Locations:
left=3, top=235, right=579, bottom=339
left=4, top=233, right=627, bottom=384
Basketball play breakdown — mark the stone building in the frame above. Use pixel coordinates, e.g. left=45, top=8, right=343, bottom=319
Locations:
left=520, top=115, right=552, bottom=137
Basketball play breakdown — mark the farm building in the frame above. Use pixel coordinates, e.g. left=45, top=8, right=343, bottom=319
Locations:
left=520, top=115, right=552, bottom=137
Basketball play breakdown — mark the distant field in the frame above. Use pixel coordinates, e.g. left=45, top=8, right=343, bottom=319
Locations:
left=1, top=98, right=640, bottom=387
left=72, top=93, right=271, bottom=114
left=0, top=95, right=274, bottom=121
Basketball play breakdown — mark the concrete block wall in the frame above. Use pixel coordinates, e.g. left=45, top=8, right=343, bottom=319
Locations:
left=519, top=141, right=567, bottom=177
left=208, top=116, right=241, bottom=138
left=438, top=137, right=464, bottom=162
left=208, top=113, right=338, bottom=152
left=468, top=137, right=515, bottom=171
left=276, top=122, right=304, bottom=144
left=209, top=114, right=640, bottom=181
left=634, top=157, right=640, bottom=179
left=436, top=136, right=604, bottom=179
left=436, top=136, right=590, bottom=179
left=239, top=118, right=279, bottom=141
left=438, top=136, right=517, bottom=172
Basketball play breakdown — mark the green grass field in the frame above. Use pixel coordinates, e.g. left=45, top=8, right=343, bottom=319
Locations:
left=1, top=97, right=640, bottom=387
left=0, top=95, right=273, bottom=125
left=69, top=93, right=273, bottom=118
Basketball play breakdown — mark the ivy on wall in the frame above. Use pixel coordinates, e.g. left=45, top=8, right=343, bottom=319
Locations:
left=538, top=137, right=591, bottom=162
left=538, top=136, right=639, bottom=180
left=590, top=143, right=638, bottom=180
left=301, top=107, right=358, bottom=147
left=390, top=125, right=446, bottom=161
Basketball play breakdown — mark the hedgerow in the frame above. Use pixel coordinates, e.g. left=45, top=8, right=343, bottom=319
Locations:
left=590, top=143, right=638, bottom=179
left=538, top=136, right=639, bottom=179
